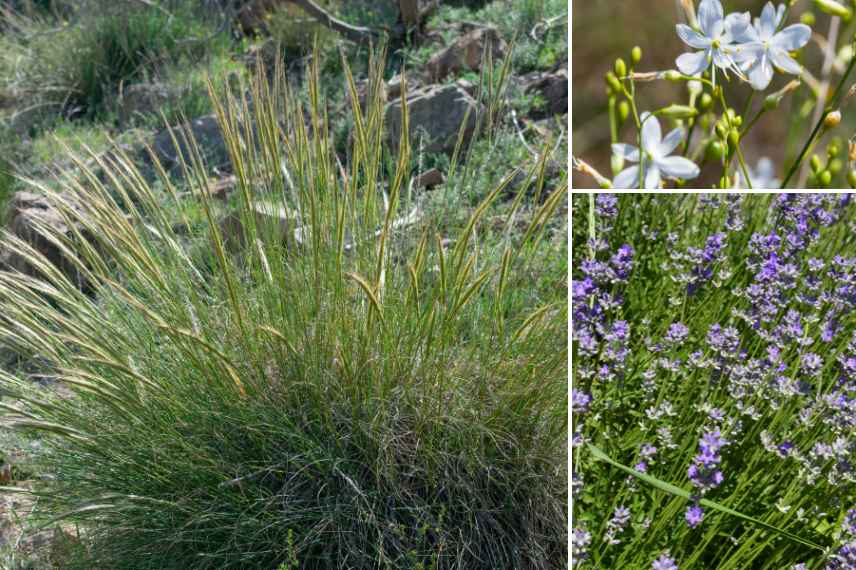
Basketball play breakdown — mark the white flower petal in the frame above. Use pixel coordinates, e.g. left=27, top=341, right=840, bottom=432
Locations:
left=712, top=49, right=738, bottom=71
left=659, top=127, right=685, bottom=157
left=769, top=48, right=802, bottom=75
left=698, top=0, right=724, bottom=37
left=612, top=143, right=640, bottom=162
left=772, top=24, right=811, bottom=51
left=613, top=165, right=641, bottom=189
left=677, top=50, right=710, bottom=76
left=775, top=4, right=786, bottom=28
left=747, top=54, right=774, bottom=90
left=644, top=163, right=662, bottom=189
left=676, top=24, right=711, bottom=49
left=657, top=156, right=700, bottom=180
left=733, top=42, right=764, bottom=65
left=758, top=2, right=777, bottom=40
left=725, top=12, right=754, bottom=43
left=640, top=113, right=662, bottom=152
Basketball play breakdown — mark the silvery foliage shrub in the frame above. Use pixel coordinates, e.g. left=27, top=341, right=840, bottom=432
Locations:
left=573, top=0, right=856, bottom=189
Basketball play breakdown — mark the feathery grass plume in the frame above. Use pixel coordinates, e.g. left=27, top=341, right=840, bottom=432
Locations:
left=0, top=48, right=568, bottom=569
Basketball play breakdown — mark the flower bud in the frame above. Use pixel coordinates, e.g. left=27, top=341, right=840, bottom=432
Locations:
left=819, top=169, right=832, bottom=187
left=810, top=154, right=823, bottom=174
left=706, top=140, right=726, bottom=161
left=611, top=154, right=625, bottom=176
left=824, top=110, right=842, bottom=128
left=813, top=0, right=852, bottom=20
left=727, top=129, right=740, bottom=156
left=828, top=137, right=842, bottom=157
left=849, top=140, right=856, bottom=162
left=764, top=80, right=801, bottom=111
left=615, top=58, right=627, bottom=78
left=659, top=104, right=698, bottom=119
left=618, top=100, right=630, bottom=124
left=698, top=93, right=713, bottom=111
left=663, top=70, right=683, bottom=81
left=715, top=122, right=728, bottom=139
left=848, top=169, right=856, bottom=188
left=606, top=71, right=622, bottom=93
left=712, top=85, right=723, bottom=99
left=829, top=158, right=844, bottom=174
left=725, top=108, right=737, bottom=123
left=631, top=46, right=642, bottom=65
left=801, top=11, right=816, bottom=25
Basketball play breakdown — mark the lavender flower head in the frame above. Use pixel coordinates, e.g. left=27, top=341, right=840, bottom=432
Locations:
left=653, top=553, right=679, bottom=570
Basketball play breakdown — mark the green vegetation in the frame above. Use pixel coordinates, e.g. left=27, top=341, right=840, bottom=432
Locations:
left=0, top=1, right=568, bottom=566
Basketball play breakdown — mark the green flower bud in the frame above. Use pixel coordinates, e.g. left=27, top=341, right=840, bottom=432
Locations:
left=663, top=70, right=683, bottom=81
left=819, top=169, right=832, bottom=187
left=733, top=115, right=743, bottom=127
left=828, top=137, right=842, bottom=158
left=659, top=104, right=698, bottom=119
left=829, top=158, right=843, bottom=175
left=848, top=169, right=856, bottom=188
left=699, top=93, right=713, bottom=111
left=706, top=140, right=726, bottom=161
left=700, top=114, right=711, bottom=130
left=810, top=154, right=823, bottom=174
left=615, top=58, right=627, bottom=78
left=813, top=0, right=852, bottom=20
left=715, top=122, right=728, bottom=139
left=618, top=100, right=630, bottom=124
left=631, top=46, right=642, bottom=65
left=712, top=85, right=723, bottom=99
left=606, top=71, right=622, bottom=93
left=764, top=94, right=780, bottom=110
left=611, top=154, right=625, bottom=176
left=727, top=129, right=740, bottom=152
left=801, top=12, right=816, bottom=26
left=725, top=108, right=737, bottom=123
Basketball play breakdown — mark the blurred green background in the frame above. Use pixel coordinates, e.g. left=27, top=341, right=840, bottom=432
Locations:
left=572, top=0, right=854, bottom=189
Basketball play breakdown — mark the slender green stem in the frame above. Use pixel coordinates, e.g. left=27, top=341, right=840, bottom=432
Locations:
left=735, top=145, right=753, bottom=189
left=781, top=45, right=856, bottom=188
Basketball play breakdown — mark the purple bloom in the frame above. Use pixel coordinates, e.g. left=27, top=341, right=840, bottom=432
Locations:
left=652, top=553, right=679, bottom=570
left=611, top=244, right=635, bottom=280
left=685, top=504, right=704, bottom=528
left=571, top=527, right=591, bottom=567
left=826, top=539, right=856, bottom=569
left=572, top=390, right=592, bottom=414
left=596, top=194, right=618, bottom=219
left=665, top=322, right=690, bottom=345
left=801, top=353, right=823, bottom=377
left=844, top=509, right=856, bottom=536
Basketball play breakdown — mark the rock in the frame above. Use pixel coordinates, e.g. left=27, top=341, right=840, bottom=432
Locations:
left=8, top=105, right=44, bottom=137
left=346, top=78, right=388, bottom=115
left=524, top=64, right=568, bottom=119
left=426, top=26, right=506, bottom=81
left=115, top=82, right=172, bottom=126
left=455, top=78, right=477, bottom=97
left=385, top=85, right=483, bottom=154
left=503, top=159, right=565, bottom=202
left=148, top=115, right=231, bottom=174
left=413, top=168, right=444, bottom=189
left=0, top=192, right=89, bottom=287
left=210, top=175, right=238, bottom=201
left=218, top=201, right=299, bottom=252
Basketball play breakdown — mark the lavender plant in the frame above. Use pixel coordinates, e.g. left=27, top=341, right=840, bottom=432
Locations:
left=572, top=0, right=856, bottom=189
left=572, top=193, right=856, bottom=568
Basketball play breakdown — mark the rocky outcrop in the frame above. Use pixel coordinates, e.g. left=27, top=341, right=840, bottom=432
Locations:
left=385, top=84, right=483, bottom=154
left=0, top=192, right=88, bottom=286
left=426, top=26, right=506, bottom=81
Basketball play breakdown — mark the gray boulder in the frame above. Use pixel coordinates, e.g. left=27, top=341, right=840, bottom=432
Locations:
left=385, top=85, right=483, bottom=154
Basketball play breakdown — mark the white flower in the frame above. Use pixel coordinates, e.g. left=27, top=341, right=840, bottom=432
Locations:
left=733, top=157, right=781, bottom=188
left=675, top=0, right=752, bottom=82
left=734, top=2, right=811, bottom=90
left=612, top=112, right=700, bottom=189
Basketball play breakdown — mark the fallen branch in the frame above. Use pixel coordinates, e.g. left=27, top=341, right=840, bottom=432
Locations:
left=285, top=0, right=379, bottom=44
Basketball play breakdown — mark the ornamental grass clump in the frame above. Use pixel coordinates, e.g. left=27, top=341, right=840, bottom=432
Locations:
left=0, top=52, right=568, bottom=569
left=572, top=193, right=855, bottom=568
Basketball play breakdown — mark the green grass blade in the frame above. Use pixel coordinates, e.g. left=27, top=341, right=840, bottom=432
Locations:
left=586, top=444, right=827, bottom=553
